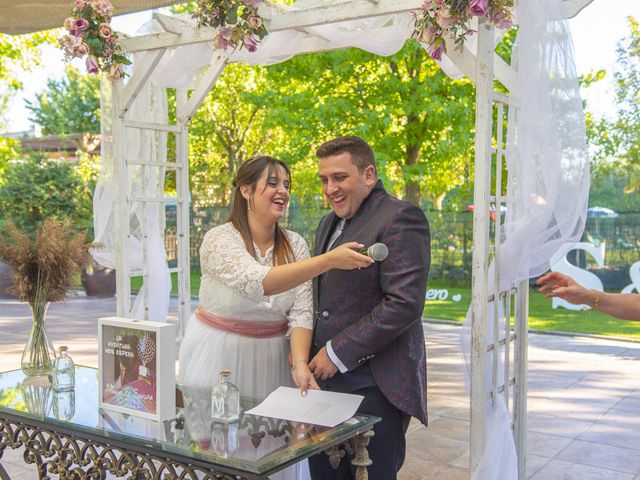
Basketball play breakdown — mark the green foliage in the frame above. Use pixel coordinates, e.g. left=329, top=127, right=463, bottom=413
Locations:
left=424, top=282, right=640, bottom=340
left=0, top=137, right=21, bottom=181
left=258, top=41, right=476, bottom=208
left=0, top=31, right=56, bottom=92
left=612, top=16, right=640, bottom=194
left=0, top=154, right=91, bottom=235
left=189, top=63, right=287, bottom=205
left=25, top=66, right=101, bottom=135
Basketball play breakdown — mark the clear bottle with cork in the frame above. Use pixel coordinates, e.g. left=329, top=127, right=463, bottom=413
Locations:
left=51, top=346, right=75, bottom=391
left=210, top=370, right=240, bottom=423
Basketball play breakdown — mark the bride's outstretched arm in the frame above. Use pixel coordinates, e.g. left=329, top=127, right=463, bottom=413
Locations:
left=262, top=242, right=372, bottom=296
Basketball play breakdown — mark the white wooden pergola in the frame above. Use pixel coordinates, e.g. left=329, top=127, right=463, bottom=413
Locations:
left=97, top=1, right=592, bottom=477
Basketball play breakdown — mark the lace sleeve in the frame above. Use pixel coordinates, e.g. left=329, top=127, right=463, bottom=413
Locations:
left=286, top=231, right=313, bottom=333
left=199, top=225, right=270, bottom=301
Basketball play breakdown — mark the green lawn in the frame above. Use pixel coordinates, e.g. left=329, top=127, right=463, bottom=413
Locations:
left=424, top=281, right=640, bottom=340
left=133, top=273, right=640, bottom=340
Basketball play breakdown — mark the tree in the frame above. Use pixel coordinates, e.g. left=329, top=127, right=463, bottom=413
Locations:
left=258, top=41, right=476, bottom=208
left=0, top=30, right=56, bottom=127
left=612, top=16, right=640, bottom=194
left=25, top=65, right=101, bottom=135
left=188, top=63, right=287, bottom=205
left=0, top=154, right=91, bottom=235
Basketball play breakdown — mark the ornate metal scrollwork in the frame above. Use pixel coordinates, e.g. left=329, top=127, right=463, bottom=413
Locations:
left=0, top=417, right=245, bottom=479
left=323, top=429, right=374, bottom=480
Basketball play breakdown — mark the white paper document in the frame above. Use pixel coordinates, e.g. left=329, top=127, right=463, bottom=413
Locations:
left=245, top=387, right=364, bottom=427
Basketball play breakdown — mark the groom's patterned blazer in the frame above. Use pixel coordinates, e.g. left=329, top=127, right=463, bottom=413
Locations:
left=312, top=180, right=430, bottom=425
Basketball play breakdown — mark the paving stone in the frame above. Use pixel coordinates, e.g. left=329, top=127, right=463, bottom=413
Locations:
left=526, top=431, right=572, bottom=458
left=528, top=459, right=636, bottom=480
left=526, top=454, right=551, bottom=478
left=556, top=439, right=640, bottom=474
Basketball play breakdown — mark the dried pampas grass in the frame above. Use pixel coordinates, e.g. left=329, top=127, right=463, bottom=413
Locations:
left=0, top=221, right=98, bottom=305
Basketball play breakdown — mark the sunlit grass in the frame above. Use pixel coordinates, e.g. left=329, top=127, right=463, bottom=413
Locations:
left=424, top=281, right=640, bottom=340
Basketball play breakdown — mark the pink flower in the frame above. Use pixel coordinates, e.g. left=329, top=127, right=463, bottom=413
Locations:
left=214, top=27, right=234, bottom=50
left=242, top=34, right=258, bottom=52
left=421, top=0, right=433, bottom=10
left=86, top=55, right=100, bottom=74
left=435, top=9, right=456, bottom=29
left=73, top=0, right=88, bottom=12
left=103, top=48, right=113, bottom=60
left=417, top=24, right=440, bottom=45
left=246, top=15, right=263, bottom=29
left=490, top=10, right=513, bottom=29
left=60, top=35, right=88, bottom=58
left=91, top=0, right=114, bottom=16
left=66, top=17, right=90, bottom=36
left=98, top=22, right=112, bottom=38
left=469, top=0, right=489, bottom=17
left=106, top=35, right=117, bottom=46
left=428, top=39, right=446, bottom=60
left=244, top=0, right=261, bottom=5
left=108, top=63, right=124, bottom=80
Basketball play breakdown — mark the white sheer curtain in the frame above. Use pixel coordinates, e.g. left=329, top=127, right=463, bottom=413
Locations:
left=462, top=0, right=590, bottom=478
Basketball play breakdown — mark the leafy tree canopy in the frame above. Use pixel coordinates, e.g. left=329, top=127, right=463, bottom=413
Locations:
left=25, top=65, right=101, bottom=135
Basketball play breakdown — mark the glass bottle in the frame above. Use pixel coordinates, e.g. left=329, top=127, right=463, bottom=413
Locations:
left=210, top=370, right=240, bottom=424
left=51, top=346, right=75, bottom=391
left=52, top=389, right=75, bottom=421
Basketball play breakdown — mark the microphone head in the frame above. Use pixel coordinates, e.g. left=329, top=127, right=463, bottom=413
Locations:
left=368, top=243, right=389, bottom=262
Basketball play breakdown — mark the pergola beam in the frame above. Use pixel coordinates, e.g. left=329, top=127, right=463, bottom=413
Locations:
left=120, top=0, right=423, bottom=52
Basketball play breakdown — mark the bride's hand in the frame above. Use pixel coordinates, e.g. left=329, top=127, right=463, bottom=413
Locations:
left=291, top=361, right=319, bottom=396
left=327, top=242, right=374, bottom=270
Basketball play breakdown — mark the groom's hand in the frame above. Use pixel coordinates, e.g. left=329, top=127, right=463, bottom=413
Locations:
left=309, top=347, right=338, bottom=380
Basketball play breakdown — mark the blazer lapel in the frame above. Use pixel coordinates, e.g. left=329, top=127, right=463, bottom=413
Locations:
left=313, top=213, right=339, bottom=315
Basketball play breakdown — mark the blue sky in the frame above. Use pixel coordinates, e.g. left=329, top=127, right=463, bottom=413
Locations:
left=4, top=0, right=640, bottom=133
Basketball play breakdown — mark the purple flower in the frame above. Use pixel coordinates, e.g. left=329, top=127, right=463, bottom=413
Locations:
left=244, top=0, right=262, bottom=5
left=491, top=10, right=513, bottom=29
left=74, top=0, right=88, bottom=12
left=65, top=17, right=90, bottom=36
left=428, top=39, right=446, bottom=60
left=246, top=15, right=263, bottom=29
left=242, top=35, right=258, bottom=52
left=60, top=35, right=88, bottom=58
left=86, top=55, right=100, bottom=74
left=214, top=27, right=234, bottom=50
left=469, top=0, right=489, bottom=17
left=91, top=0, right=114, bottom=16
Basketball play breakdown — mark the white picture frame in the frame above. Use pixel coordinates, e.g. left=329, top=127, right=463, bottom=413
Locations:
left=98, top=317, right=176, bottom=421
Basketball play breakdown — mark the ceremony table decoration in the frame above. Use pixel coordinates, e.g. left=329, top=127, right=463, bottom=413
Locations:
left=412, top=0, right=515, bottom=59
left=0, top=221, right=96, bottom=377
left=59, top=0, right=131, bottom=79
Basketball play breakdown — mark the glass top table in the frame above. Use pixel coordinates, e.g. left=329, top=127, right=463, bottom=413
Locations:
left=0, top=366, right=379, bottom=479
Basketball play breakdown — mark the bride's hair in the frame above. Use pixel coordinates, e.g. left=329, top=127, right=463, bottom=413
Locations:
left=229, top=156, right=295, bottom=266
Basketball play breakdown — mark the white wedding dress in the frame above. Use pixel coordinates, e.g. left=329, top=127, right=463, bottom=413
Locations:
left=178, top=222, right=313, bottom=480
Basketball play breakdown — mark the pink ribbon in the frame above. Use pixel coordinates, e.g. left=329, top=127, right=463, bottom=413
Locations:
left=195, top=305, right=288, bottom=338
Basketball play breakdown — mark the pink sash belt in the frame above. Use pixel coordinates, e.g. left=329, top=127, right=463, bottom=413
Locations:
left=195, top=305, right=288, bottom=338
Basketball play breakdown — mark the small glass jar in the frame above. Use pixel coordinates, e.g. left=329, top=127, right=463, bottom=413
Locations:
left=210, top=370, right=240, bottom=424
left=51, top=346, right=75, bottom=392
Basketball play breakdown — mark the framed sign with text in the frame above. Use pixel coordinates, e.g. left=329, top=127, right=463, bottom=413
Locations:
left=98, top=317, right=176, bottom=421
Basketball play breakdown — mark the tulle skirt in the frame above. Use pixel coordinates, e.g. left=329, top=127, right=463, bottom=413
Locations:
left=178, top=313, right=310, bottom=480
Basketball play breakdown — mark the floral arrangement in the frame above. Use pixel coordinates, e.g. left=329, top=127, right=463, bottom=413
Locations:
left=59, top=0, right=130, bottom=80
left=192, top=0, right=268, bottom=52
left=412, top=0, right=514, bottom=60
left=0, top=221, right=97, bottom=375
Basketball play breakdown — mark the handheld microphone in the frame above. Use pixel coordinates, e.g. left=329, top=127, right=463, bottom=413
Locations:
left=359, top=243, right=388, bottom=262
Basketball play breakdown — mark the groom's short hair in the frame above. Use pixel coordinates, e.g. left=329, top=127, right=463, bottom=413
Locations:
left=316, top=136, right=377, bottom=174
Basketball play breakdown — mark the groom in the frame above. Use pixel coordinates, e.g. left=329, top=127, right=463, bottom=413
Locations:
left=308, top=136, right=430, bottom=480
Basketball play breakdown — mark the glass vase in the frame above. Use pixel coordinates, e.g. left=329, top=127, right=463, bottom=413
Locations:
left=21, top=302, right=56, bottom=377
